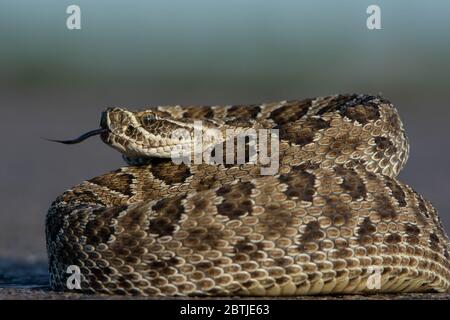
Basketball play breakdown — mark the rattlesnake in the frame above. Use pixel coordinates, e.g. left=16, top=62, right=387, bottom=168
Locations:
left=46, top=94, right=450, bottom=296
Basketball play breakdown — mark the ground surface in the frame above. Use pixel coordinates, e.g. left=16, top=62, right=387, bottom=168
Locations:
left=0, top=259, right=448, bottom=300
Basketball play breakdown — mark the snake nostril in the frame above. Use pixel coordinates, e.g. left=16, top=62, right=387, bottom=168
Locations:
left=125, top=125, right=135, bottom=135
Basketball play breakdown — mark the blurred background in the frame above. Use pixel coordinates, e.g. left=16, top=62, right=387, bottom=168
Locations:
left=0, top=0, right=449, bottom=264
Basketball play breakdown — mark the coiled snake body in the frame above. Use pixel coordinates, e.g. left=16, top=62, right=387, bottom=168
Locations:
left=46, top=94, right=450, bottom=296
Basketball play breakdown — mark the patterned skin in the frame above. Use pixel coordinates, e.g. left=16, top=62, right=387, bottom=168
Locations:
left=46, top=94, right=450, bottom=296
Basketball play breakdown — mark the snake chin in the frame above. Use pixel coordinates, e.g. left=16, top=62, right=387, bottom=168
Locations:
left=122, top=155, right=154, bottom=166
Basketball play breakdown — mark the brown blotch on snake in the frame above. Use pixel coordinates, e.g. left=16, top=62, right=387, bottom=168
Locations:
left=384, top=176, right=407, bottom=207
left=300, top=221, right=325, bottom=243
left=405, top=224, right=421, bottom=245
left=279, top=166, right=316, bottom=202
left=84, top=206, right=127, bottom=246
left=182, top=106, right=215, bottom=119
left=216, top=181, right=254, bottom=219
left=148, top=195, right=186, bottom=237
left=322, top=195, right=352, bottom=225
left=269, top=99, right=311, bottom=125
left=335, top=166, right=367, bottom=200
left=227, top=104, right=261, bottom=120
left=374, top=136, right=396, bottom=153
left=385, top=233, right=402, bottom=244
left=89, top=171, right=134, bottom=196
left=358, top=217, right=377, bottom=245
left=374, top=194, right=398, bottom=220
left=149, top=160, right=191, bottom=185
left=278, top=117, right=330, bottom=146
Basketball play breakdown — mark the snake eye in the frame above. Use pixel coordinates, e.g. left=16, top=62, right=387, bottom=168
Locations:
left=142, top=114, right=156, bottom=125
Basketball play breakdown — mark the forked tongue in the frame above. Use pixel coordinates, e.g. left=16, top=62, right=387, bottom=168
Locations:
left=46, top=128, right=108, bottom=144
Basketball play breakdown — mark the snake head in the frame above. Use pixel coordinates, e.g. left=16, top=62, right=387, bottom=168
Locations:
left=99, top=107, right=202, bottom=159
left=48, top=107, right=197, bottom=160
left=49, top=107, right=233, bottom=164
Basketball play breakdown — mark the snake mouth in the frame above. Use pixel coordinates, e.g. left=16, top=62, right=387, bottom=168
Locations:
left=46, top=128, right=109, bottom=145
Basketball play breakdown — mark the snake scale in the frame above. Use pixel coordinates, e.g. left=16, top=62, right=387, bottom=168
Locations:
left=46, top=94, right=450, bottom=296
